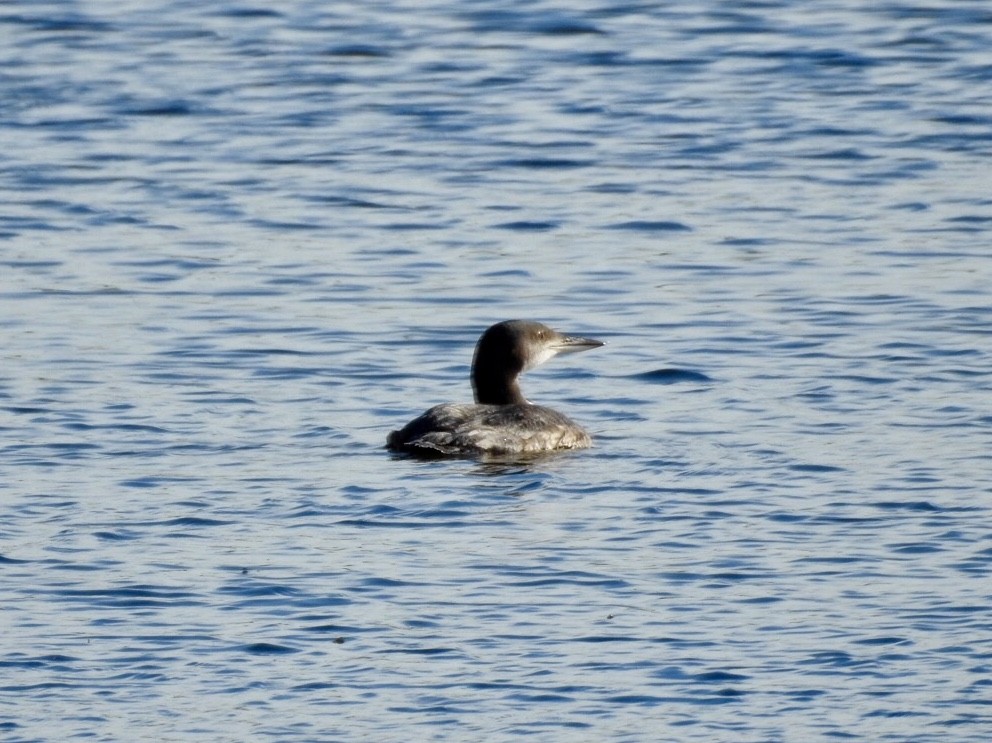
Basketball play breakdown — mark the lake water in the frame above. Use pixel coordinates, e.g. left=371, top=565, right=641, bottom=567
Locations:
left=2, top=1, right=991, bottom=741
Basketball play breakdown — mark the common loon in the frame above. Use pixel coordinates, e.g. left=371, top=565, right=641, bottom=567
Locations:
left=387, top=320, right=604, bottom=457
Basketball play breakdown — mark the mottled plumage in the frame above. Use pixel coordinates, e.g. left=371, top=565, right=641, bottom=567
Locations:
left=387, top=402, right=592, bottom=456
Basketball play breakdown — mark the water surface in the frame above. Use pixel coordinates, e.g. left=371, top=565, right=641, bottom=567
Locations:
left=2, top=1, right=991, bottom=741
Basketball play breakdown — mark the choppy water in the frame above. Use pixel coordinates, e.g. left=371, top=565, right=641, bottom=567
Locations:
left=3, top=1, right=992, bottom=741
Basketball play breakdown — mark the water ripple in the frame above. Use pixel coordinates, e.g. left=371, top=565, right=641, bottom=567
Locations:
left=2, top=1, right=990, bottom=741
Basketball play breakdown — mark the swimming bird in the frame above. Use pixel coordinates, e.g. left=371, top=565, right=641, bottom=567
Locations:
left=387, top=320, right=604, bottom=457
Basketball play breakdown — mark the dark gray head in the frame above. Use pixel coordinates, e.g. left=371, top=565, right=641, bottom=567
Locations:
left=471, top=320, right=604, bottom=405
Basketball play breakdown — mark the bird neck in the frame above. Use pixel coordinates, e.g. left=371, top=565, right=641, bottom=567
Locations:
left=472, top=367, right=526, bottom=405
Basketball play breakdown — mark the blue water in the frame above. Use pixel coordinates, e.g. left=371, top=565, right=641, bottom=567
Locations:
left=2, top=1, right=991, bottom=740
